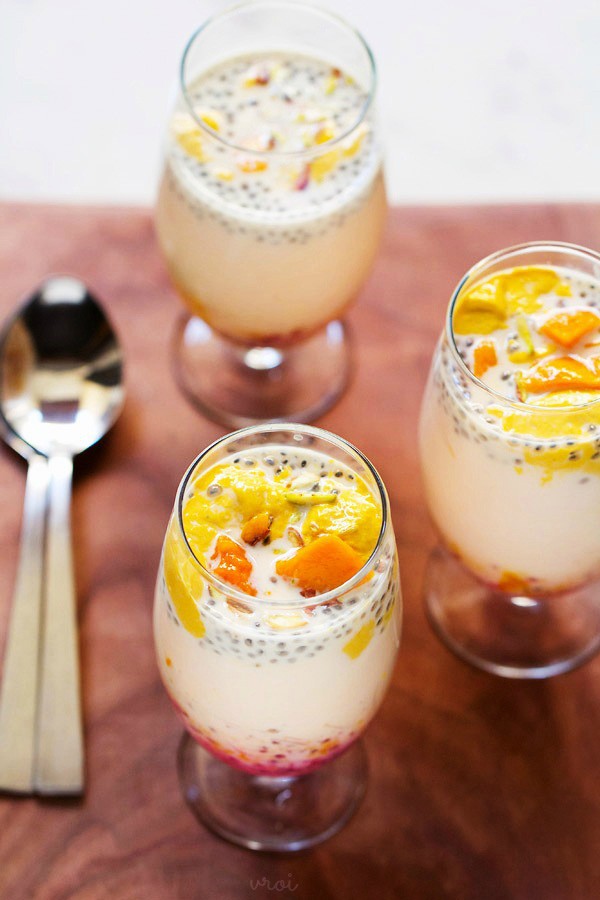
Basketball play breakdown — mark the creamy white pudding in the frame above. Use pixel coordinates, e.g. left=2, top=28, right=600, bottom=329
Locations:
left=154, top=437, right=400, bottom=775
left=420, top=259, right=600, bottom=594
left=155, top=51, right=386, bottom=344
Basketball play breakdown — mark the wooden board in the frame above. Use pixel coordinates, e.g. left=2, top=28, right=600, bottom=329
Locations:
left=0, top=201, right=599, bottom=900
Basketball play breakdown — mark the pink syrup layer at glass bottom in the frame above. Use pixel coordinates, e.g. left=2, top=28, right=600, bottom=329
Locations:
left=169, top=694, right=358, bottom=776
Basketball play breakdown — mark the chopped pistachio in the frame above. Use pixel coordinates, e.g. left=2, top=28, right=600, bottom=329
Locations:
left=508, top=313, right=535, bottom=363
left=284, top=490, right=338, bottom=505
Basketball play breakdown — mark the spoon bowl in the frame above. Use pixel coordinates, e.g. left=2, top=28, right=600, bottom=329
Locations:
left=0, top=275, right=124, bottom=455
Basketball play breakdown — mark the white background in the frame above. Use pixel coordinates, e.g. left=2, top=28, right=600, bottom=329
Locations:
left=1, top=0, right=599, bottom=206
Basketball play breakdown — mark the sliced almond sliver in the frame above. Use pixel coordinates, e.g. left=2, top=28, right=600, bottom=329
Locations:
left=287, top=527, right=304, bottom=548
left=227, top=597, right=254, bottom=615
left=266, top=612, right=308, bottom=630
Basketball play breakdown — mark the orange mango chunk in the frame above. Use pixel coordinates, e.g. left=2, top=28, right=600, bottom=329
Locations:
left=241, top=512, right=271, bottom=546
left=473, top=340, right=498, bottom=378
left=275, top=534, right=364, bottom=594
left=211, top=535, right=257, bottom=596
left=520, top=356, right=600, bottom=394
left=539, top=308, right=600, bottom=349
left=498, top=571, right=531, bottom=595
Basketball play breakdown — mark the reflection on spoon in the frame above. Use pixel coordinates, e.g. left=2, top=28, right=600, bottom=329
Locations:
left=0, top=418, right=48, bottom=793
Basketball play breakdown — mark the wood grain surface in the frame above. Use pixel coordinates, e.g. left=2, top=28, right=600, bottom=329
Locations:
left=0, top=202, right=599, bottom=900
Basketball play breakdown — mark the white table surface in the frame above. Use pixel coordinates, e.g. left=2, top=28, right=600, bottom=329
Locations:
left=1, top=0, right=599, bottom=207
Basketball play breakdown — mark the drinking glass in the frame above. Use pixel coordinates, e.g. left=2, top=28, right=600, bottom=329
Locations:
left=419, top=242, right=600, bottom=678
left=153, top=424, right=401, bottom=850
left=155, top=0, right=386, bottom=427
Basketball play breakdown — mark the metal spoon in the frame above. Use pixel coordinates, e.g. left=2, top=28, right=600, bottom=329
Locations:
left=0, top=276, right=124, bottom=794
left=0, top=420, right=49, bottom=793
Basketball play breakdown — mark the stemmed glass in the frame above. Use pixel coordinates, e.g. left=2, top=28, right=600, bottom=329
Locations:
left=155, top=0, right=386, bottom=427
left=419, top=242, right=600, bottom=678
left=153, top=424, right=401, bottom=850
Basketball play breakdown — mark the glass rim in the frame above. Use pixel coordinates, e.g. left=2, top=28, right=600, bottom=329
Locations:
left=175, top=422, right=389, bottom=610
left=179, top=0, right=378, bottom=161
left=445, top=239, right=600, bottom=414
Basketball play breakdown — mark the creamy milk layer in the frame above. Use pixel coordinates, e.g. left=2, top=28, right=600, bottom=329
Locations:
left=154, top=444, right=400, bottom=774
left=155, top=52, right=386, bottom=343
left=420, top=265, right=600, bottom=593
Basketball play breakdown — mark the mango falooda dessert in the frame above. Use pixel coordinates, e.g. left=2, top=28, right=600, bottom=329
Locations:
left=154, top=430, right=400, bottom=775
left=420, top=248, right=600, bottom=594
left=155, top=50, right=386, bottom=344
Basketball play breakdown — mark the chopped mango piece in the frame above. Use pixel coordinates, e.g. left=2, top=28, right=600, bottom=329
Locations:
left=184, top=465, right=294, bottom=556
left=502, top=267, right=561, bottom=314
left=163, top=522, right=205, bottom=638
left=453, top=279, right=507, bottom=335
left=555, top=283, right=573, bottom=297
left=302, top=481, right=381, bottom=556
left=531, top=389, right=600, bottom=408
left=539, top=308, right=600, bottom=349
left=194, top=108, right=222, bottom=132
left=465, top=280, right=507, bottom=316
left=317, top=738, right=340, bottom=755
left=498, top=571, right=531, bottom=595
left=454, top=267, right=575, bottom=337
left=183, top=462, right=380, bottom=575
left=275, top=534, right=364, bottom=594
left=310, top=149, right=340, bottom=181
left=473, top=340, right=498, bottom=378
left=488, top=398, right=598, bottom=439
left=519, top=356, right=600, bottom=394
left=343, top=621, right=375, bottom=659
left=241, top=512, right=271, bottom=545
left=238, top=158, right=268, bottom=174
left=211, top=535, right=257, bottom=596
left=172, top=114, right=209, bottom=163
left=315, top=124, right=335, bottom=144
left=214, top=167, right=234, bottom=182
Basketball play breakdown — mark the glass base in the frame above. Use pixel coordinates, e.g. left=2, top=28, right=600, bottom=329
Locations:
left=424, top=545, right=600, bottom=679
left=178, top=733, right=368, bottom=852
left=172, top=314, right=353, bottom=428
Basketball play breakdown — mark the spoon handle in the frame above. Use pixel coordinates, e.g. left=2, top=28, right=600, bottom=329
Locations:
left=0, top=454, right=49, bottom=793
left=35, top=454, right=84, bottom=794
